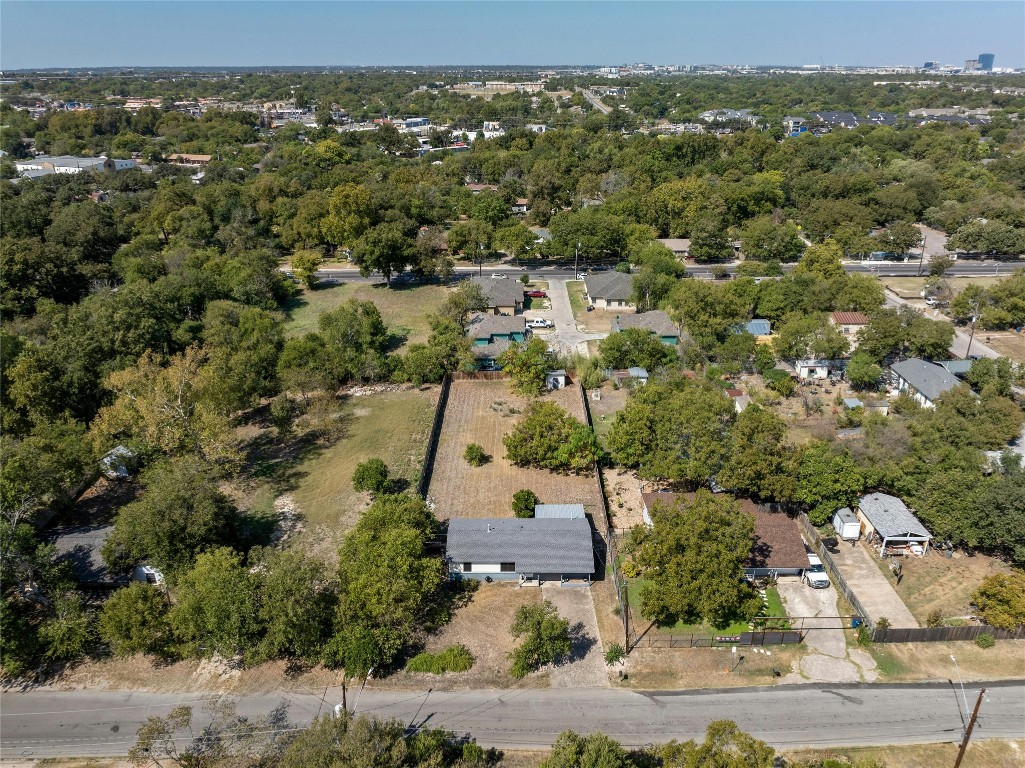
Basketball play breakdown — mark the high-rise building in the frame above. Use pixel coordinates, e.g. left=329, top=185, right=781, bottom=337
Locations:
left=977, top=53, right=995, bottom=71
left=923, top=61, right=938, bottom=70
left=964, top=59, right=979, bottom=71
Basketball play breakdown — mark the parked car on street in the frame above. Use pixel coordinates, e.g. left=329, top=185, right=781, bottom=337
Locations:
left=489, top=273, right=507, bottom=279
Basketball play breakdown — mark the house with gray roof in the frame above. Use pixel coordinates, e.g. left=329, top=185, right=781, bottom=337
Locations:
left=466, top=312, right=530, bottom=368
left=469, top=276, right=523, bottom=316
left=445, top=517, right=594, bottom=584
left=890, top=357, right=960, bottom=408
left=583, top=272, right=634, bottom=310
left=855, top=493, right=932, bottom=555
left=612, top=310, right=682, bottom=345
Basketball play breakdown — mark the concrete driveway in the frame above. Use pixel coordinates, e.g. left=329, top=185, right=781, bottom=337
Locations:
left=777, top=578, right=877, bottom=684
left=541, top=584, right=607, bottom=688
left=828, top=541, right=919, bottom=628
left=546, top=279, right=607, bottom=357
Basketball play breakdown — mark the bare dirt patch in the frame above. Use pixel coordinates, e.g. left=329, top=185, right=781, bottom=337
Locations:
left=601, top=467, right=646, bottom=531
left=783, top=740, right=1025, bottom=768
left=427, top=381, right=602, bottom=519
left=869, top=640, right=1025, bottom=682
left=876, top=548, right=1016, bottom=626
left=619, top=645, right=807, bottom=690
left=984, top=332, right=1025, bottom=364
left=377, top=584, right=546, bottom=691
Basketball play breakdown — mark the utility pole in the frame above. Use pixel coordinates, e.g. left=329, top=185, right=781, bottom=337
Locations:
left=966, top=314, right=978, bottom=358
left=917, top=235, right=927, bottom=276
left=953, top=687, right=986, bottom=768
left=575, top=242, right=580, bottom=279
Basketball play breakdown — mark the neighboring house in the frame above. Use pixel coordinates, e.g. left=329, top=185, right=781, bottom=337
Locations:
left=795, top=358, right=846, bottom=379
left=583, top=272, right=635, bottom=310
left=512, top=198, right=529, bottom=215
left=726, top=388, right=752, bottom=413
left=657, top=238, right=690, bottom=258
left=46, top=524, right=129, bottom=589
left=938, top=359, right=973, bottom=378
left=470, top=276, right=524, bottom=315
left=830, top=312, right=869, bottom=348
left=165, top=153, right=213, bottom=166
left=640, top=492, right=810, bottom=577
left=14, top=155, right=136, bottom=175
left=612, top=310, right=682, bottom=345
left=446, top=517, right=595, bottom=584
left=466, top=313, right=530, bottom=368
left=855, top=493, right=932, bottom=556
left=609, top=367, right=649, bottom=386
left=465, top=182, right=500, bottom=194
left=534, top=504, right=585, bottom=519
left=890, top=357, right=960, bottom=408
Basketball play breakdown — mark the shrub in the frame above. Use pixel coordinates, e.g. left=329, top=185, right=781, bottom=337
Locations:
left=352, top=458, right=390, bottom=496
left=926, top=609, right=943, bottom=628
left=875, top=616, right=891, bottom=630
left=512, top=489, right=539, bottom=518
left=604, top=643, right=626, bottom=666
left=519, top=273, right=530, bottom=285
left=463, top=443, right=489, bottom=466
left=620, top=559, right=641, bottom=579
left=975, top=632, right=995, bottom=649
left=972, top=572, right=1025, bottom=631
left=405, top=644, right=475, bottom=674
left=857, top=626, right=873, bottom=646
left=509, top=601, right=571, bottom=678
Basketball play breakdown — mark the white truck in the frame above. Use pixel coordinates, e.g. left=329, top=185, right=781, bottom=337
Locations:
left=804, top=554, right=831, bottom=589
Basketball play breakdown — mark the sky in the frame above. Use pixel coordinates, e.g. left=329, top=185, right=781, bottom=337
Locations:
left=1, top=1, right=1023, bottom=70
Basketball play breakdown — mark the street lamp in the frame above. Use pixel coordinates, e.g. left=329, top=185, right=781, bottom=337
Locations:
left=951, top=654, right=970, bottom=725
left=965, top=315, right=978, bottom=358
left=575, top=241, right=581, bottom=279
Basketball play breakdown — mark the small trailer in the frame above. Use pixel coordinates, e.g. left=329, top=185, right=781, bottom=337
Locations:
left=832, top=507, right=861, bottom=541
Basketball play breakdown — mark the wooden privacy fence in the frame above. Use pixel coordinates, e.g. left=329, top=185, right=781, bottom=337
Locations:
left=450, top=370, right=510, bottom=381
left=630, top=630, right=802, bottom=649
left=873, top=624, right=1025, bottom=643
left=797, top=513, right=874, bottom=630
left=416, top=375, right=451, bottom=498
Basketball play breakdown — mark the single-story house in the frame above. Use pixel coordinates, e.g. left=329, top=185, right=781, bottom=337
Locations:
left=446, top=517, right=595, bottom=584
left=741, top=319, right=772, bottom=337
left=830, top=311, right=870, bottom=347
left=640, top=492, right=810, bottom=577
left=890, top=357, right=960, bottom=408
left=612, top=310, right=682, bottom=345
left=726, top=388, right=753, bottom=413
left=465, top=182, right=500, bottom=194
left=609, top=367, right=649, bottom=386
left=545, top=369, right=567, bottom=390
left=466, top=313, right=530, bottom=368
left=46, top=523, right=129, bottom=589
left=534, top=503, right=585, bottom=519
left=166, top=153, right=213, bottom=166
left=512, top=198, right=529, bottom=214
left=856, top=492, right=932, bottom=556
left=657, top=238, right=691, bottom=258
left=470, top=276, right=524, bottom=315
left=795, top=359, right=846, bottom=380
left=583, top=272, right=635, bottom=310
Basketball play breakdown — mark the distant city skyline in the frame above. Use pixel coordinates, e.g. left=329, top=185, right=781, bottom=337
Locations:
left=1, top=1, right=1023, bottom=71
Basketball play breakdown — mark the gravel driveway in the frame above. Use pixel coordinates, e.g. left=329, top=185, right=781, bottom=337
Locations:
left=541, top=584, right=608, bottom=688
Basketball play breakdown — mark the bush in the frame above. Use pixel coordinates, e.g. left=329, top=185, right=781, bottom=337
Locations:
left=975, top=632, right=995, bottom=649
left=509, top=601, right=571, bottom=678
left=972, top=572, right=1025, bottom=631
left=875, top=616, right=891, bottom=630
left=857, top=626, right=873, bottom=646
left=352, top=458, right=390, bottom=496
left=615, top=262, right=632, bottom=273
left=512, top=489, right=539, bottom=518
left=604, top=643, right=626, bottom=666
left=463, top=443, right=489, bottom=467
left=405, top=644, right=475, bottom=674
left=503, top=401, right=602, bottom=471
left=926, top=609, right=943, bottom=628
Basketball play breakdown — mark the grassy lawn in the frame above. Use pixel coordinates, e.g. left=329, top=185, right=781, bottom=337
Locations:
left=782, top=740, right=1025, bottom=768
left=283, top=282, right=449, bottom=345
left=764, top=587, right=787, bottom=620
left=625, top=578, right=750, bottom=637
left=882, top=275, right=1003, bottom=299
left=291, top=389, right=436, bottom=530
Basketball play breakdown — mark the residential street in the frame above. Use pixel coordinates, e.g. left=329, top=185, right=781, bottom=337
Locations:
left=3, top=683, right=1023, bottom=757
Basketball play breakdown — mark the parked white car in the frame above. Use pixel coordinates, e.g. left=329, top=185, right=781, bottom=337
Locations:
left=804, top=554, right=831, bottom=589
left=489, top=273, right=507, bottom=279
left=527, top=318, right=553, bottom=329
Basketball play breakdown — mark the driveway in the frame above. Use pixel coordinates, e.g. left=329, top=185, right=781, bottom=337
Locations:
left=776, top=578, right=877, bottom=684
left=828, top=541, right=919, bottom=628
left=547, top=278, right=607, bottom=357
left=540, top=584, right=607, bottom=688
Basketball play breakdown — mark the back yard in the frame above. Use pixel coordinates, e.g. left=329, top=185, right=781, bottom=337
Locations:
left=426, top=380, right=603, bottom=519
left=283, top=282, right=449, bottom=345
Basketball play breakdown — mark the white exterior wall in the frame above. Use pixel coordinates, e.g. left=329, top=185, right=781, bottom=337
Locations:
left=895, top=377, right=935, bottom=409
left=453, top=562, right=504, bottom=574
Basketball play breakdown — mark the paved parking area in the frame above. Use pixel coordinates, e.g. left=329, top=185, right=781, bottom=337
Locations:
left=828, top=541, right=920, bottom=628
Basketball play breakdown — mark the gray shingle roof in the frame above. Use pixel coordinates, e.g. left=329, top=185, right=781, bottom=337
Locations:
left=891, top=358, right=960, bottom=403
left=613, top=310, right=679, bottom=338
left=446, top=518, right=594, bottom=575
left=469, top=277, right=523, bottom=308
left=857, top=493, right=931, bottom=539
left=466, top=312, right=526, bottom=341
left=584, top=272, right=633, bottom=302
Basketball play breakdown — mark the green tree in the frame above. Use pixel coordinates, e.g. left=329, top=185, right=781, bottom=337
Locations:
left=351, top=222, right=415, bottom=285
left=103, top=457, right=237, bottom=577
left=972, top=573, right=1025, bottom=631
left=598, top=328, right=678, bottom=371
left=513, top=489, right=540, bottom=518
left=794, top=240, right=845, bottom=281
left=739, top=217, right=805, bottom=263
left=169, top=547, right=260, bottom=659
left=772, top=312, right=849, bottom=361
left=794, top=444, right=864, bottom=525
left=846, top=351, right=884, bottom=389
left=321, top=183, right=373, bottom=248
left=497, top=337, right=552, bottom=396
left=947, top=220, right=1025, bottom=256
left=464, top=443, right=489, bottom=466
left=638, top=492, right=759, bottom=628
left=509, top=600, right=572, bottom=678
left=655, top=720, right=775, bottom=768
left=352, top=458, right=390, bottom=496
left=255, top=548, right=334, bottom=663
left=446, top=219, right=494, bottom=257
left=291, top=249, right=321, bottom=289
left=98, top=582, right=170, bottom=657
left=438, top=282, right=489, bottom=328
left=718, top=406, right=795, bottom=501
left=503, top=402, right=602, bottom=472
left=317, top=299, right=391, bottom=383
left=881, top=221, right=921, bottom=256
left=835, top=273, right=886, bottom=313
left=689, top=216, right=733, bottom=263
left=494, top=222, right=536, bottom=263
left=39, top=592, right=94, bottom=660
left=540, top=731, right=634, bottom=768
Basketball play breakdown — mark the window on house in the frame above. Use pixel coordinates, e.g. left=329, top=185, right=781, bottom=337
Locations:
left=500, top=562, right=516, bottom=572
left=462, top=562, right=473, bottom=572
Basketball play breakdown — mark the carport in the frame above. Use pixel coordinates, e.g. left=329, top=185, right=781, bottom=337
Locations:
left=856, top=493, right=932, bottom=556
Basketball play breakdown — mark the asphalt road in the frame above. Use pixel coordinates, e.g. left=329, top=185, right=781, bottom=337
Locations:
left=3, top=683, right=1023, bottom=758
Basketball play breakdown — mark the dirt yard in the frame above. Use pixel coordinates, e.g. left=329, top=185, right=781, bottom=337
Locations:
left=619, top=644, right=807, bottom=690
left=566, top=280, right=617, bottom=332
left=601, top=467, right=647, bottom=531
left=868, top=640, right=1025, bottom=682
left=984, top=331, right=1025, bottom=364
left=783, top=740, right=1025, bottom=768
left=875, top=548, right=1016, bottom=626
left=427, top=381, right=603, bottom=519
left=379, top=583, right=546, bottom=690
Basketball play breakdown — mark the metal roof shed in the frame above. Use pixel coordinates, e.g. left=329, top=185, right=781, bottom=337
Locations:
left=856, top=493, right=932, bottom=556
left=534, top=504, right=585, bottom=519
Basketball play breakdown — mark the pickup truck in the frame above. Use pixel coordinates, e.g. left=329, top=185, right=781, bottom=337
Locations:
left=527, top=318, right=553, bottom=329
left=804, top=554, right=831, bottom=589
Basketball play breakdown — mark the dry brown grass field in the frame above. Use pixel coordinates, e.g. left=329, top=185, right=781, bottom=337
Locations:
left=426, top=381, right=602, bottom=519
